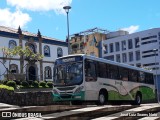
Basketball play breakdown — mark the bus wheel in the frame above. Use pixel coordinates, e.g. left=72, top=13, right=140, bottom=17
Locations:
left=97, top=92, right=107, bottom=105
left=133, top=93, right=142, bottom=105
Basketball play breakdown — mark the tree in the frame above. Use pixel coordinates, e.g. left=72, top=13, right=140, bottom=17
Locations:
left=1, top=46, right=43, bottom=80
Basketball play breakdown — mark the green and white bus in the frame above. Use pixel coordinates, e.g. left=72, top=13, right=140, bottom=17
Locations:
left=53, top=54, right=155, bottom=105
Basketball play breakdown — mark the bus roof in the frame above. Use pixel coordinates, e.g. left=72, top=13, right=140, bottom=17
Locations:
left=57, top=54, right=153, bottom=74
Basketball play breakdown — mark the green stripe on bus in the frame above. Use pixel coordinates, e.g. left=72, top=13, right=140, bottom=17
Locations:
left=106, top=85, right=155, bottom=101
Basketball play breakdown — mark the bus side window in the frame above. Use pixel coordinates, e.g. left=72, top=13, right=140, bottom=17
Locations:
left=119, top=67, right=129, bottom=81
left=145, top=73, right=154, bottom=84
left=98, top=62, right=107, bottom=78
left=129, top=70, right=138, bottom=82
left=108, top=64, right=119, bottom=79
left=151, top=74, right=154, bottom=84
left=138, top=71, right=145, bottom=83
left=85, top=60, right=97, bottom=82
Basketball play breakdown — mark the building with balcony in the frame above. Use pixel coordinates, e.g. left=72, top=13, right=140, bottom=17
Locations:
left=69, top=27, right=108, bottom=57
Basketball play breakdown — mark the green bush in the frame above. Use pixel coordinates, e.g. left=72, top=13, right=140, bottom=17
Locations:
left=32, top=81, right=39, bottom=88
left=1, top=80, right=8, bottom=85
left=0, top=84, right=14, bottom=91
left=21, top=81, right=29, bottom=87
left=28, top=80, right=33, bottom=86
left=6, top=80, right=16, bottom=88
left=39, top=81, right=46, bottom=87
left=46, top=81, right=53, bottom=88
left=13, top=80, right=21, bottom=85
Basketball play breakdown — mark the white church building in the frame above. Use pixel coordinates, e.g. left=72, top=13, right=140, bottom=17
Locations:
left=0, top=26, right=68, bottom=81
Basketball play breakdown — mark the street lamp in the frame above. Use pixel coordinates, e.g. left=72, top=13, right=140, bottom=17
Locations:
left=153, top=49, right=159, bottom=103
left=63, top=6, right=71, bottom=54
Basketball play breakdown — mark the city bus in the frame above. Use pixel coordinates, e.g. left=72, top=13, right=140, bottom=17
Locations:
left=52, top=54, right=155, bottom=105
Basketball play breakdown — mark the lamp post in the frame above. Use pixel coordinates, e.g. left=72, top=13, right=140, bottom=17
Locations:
left=63, top=6, right=71, bottom=54
left=153, top=49, right=159, bottom=103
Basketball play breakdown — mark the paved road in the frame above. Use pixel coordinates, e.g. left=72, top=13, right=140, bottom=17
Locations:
left=0, top=103, right=160, bottom=120
left=92, top=104, right=160, bottom=120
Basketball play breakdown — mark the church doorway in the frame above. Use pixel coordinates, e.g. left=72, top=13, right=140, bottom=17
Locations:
left=28, top=66, right=36, bottom=80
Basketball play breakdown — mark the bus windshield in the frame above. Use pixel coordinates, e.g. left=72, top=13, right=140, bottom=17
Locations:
left=54, top=62, right=83, bottom=86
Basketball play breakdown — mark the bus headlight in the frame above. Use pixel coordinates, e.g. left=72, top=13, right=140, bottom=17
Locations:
left=74, top=86, right=84, bottom=94
left=53, top=89, right=59, bottom=94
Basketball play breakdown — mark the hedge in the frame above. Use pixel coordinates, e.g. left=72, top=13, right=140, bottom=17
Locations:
left=6, top=80, right=16, bottom=88
left=0, top=84, right=14, bottom=91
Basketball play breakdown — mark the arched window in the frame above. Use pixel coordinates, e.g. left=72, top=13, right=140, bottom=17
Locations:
left=9, top=40, right=17, bottom=49
left=10, top=64, right=18, bottom=74
left=45, top=66, right=52, bottom=79
left=29, top=44, right=36, bottom=53
left=44, top=45, right=50, bottom=57
left=57, top=47, right=63, bottom=57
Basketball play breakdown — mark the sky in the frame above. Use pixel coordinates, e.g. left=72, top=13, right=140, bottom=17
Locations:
left=0, top=0, right=160, bottom=41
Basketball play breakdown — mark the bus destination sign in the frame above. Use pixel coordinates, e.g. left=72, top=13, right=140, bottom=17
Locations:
left=62, top=57, right=75, bottom=62
left=55, top=56, right=83, bottom=65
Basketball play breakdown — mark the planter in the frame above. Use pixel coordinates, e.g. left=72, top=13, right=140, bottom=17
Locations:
left=4, top=74, right=26, bottom=80
left=0, top=89, right=55, bottom=106
left=15, top=88, right=52, bottom=92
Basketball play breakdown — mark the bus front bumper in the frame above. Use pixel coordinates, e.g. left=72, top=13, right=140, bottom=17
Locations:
left=52, top=91, right=85, bottom=101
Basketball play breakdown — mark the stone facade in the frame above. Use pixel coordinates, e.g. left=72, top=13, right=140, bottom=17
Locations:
left=0, top=89, right=57, bottom=106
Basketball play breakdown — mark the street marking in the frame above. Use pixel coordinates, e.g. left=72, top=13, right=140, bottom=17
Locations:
left=92, top=104, right=160, bottom=120
left=138, top=112, right=160, bottom=120
left=42, top=105, right=115, bottom=119
left=1, top=103, right=159, bottom=120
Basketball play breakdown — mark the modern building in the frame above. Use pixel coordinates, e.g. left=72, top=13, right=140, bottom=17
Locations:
left=102, top=28, right=160, bottom=91
left=0, top=26, right=68, bottom=81
left=69, top=27, right=108, bottom=57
